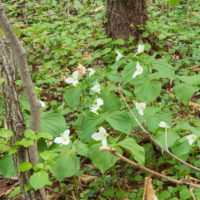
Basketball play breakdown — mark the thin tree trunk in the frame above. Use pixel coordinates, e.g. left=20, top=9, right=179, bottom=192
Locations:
left=0, top=38, right=46, bottom=200
left=105, top=0, right=147, bottom=41
left=0, top=2, right=47, bottom=200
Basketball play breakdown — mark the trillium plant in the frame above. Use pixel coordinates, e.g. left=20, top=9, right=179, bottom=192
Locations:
left=90, top=98, right=104, bottom=115
left=186, top=134, right=196, bottom=145
left=132, top=62, right=144, bottom=78
left=91, top=82, right=101, bottom=94
left=135, top=102, right=146, bottom=116
left=54, top=130, right=70, bottom=145
left=65, top=71, right=79, bottom=86
left=92, top=127, right=108, bottom=147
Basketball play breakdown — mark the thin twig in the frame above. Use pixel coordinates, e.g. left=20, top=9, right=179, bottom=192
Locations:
left=119, top=91, right=200, bottom=172
left=101, top=147, right=200, bottom=188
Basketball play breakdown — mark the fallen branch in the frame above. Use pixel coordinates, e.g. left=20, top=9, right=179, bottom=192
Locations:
left=101, top=147, right=200, bottom=188
left=119, top=91, right=200, bottom=172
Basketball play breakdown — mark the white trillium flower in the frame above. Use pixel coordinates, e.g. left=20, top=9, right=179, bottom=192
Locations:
left=132, top=62, right=143, bottom=78
left=54, top=130, right=70, bottom=145
left=186, top=134, right=196, bottom=145
left=90, top=98, right=104, bottom=115
left=136, top=44, right=145, bottom=55
left=65, top=71, right=79, bottom=86
left=91, top=82, right=101, bottom=94
left=87, top=68, right=95, bottom=76
left=135, top=102, right=146, bottom=116
left=159, top=121, right=169, bottom=128
left=116, top=49, right=123, bottom=61
left=92, top=126, right=108, bottom=147
left=40, top=100, right=46, bottom=108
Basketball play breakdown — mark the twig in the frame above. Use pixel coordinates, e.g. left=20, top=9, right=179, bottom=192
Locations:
left=190, top=186, right=197, bottom=200
left=101, top=147, right=200, bottom=188
left=119, top=91, right=200, bottom=172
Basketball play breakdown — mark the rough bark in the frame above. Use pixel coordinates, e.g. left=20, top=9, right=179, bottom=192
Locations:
left=0, top=2, right=47, bottom=200
left=0, top=38, right=45, bottom=200
left=105, top=0, right=147, bottom=41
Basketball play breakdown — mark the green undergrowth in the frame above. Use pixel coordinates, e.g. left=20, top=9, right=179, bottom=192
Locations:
left=0, top=0, right=200, bottom=199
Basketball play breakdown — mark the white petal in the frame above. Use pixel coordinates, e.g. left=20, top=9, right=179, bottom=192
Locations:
left=99, top=127, right=106, bottom=134
left=72, top=79, right=79, bottom=86
left=159, top=121, right=169, bottom=128
left=90, top=106, right=99, bottom=115
left=135, top=102, right=146, bottom=116
left=137, top=44, right=145, bottom=54
left=72, top=71, right=79, bottom=79
left=96, top=98, right=104, bottom=106
left=65, top=77, right=74, bottom=84
left=40, top=101, right=46, bottom=108
left=63, top=130, right=70, bottom=137
left=91, top=83, right=101, bottom=94
left=186, top=134, right=196, bottom=145
left=54, top=137, right=64, bottom=144
left=62, top=137, right=70, bottom=145
left=116, top=49, right=123, bottom=61
left=92, top=132, right=103, bottom=141
left=87, top=68, right=95, bottom=76
left=101, top=138, right=108, bottom=147
left=132, top=62, right=143, bottom=78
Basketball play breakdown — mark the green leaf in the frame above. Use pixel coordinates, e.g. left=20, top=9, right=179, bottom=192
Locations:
left=76, top=113, right=103, bottom=142
left=37, top=132, right=53, bottom=140
left=134, top=80, right=161, bottom=102
left=74, top=140, right=89, bottom=157
left=40, top=111, right=67, bottom=137
left=89, top=144, right=121, bottom=173
left=18, top=162, right=32, bottom=172
left=105, top=111, right=131, bottom=134
left=177, top=75, right=200, bottom=85
left=152, top=60, right=175, bottom=79
left=174, top=83, right=198, bottom=102
left=24, top=130, right=36, bottom=139
left=0, top=129, right=13, bottom=138
left=0, top=153, right=16, bottom=177
left=64, top=87, right=82, bottom=108
left=0, top=78, right=5, bottom=84
left=15, top=138, right=34, bottom=147
left=30, top=171, right=51, bottom=190
left=117, top=138, right=145, bottom=165
left=51, top=154, right=80, bottom=181
left=8, top=186, right=21, bottom=198
left=40, top=151, right=58, bottom=161
left=101, top=90, right=121, bottom=112
left=122, top=62, right=138, bottom=84
left=146, top=111, right=172, bottom=132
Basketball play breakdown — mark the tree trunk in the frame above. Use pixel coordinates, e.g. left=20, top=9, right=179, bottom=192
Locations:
left=0, top=38, right=46, bottom=200
left=105, top=0, right=147, bottom=41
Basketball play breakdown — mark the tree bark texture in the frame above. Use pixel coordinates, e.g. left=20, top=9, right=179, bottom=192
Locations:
left=0, top=38, right=45, bottom=200
left=105, top=0, right=147, bottom=41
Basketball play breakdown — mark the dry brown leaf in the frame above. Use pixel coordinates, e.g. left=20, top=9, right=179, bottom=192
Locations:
left=82, top=53, right=92, bottom=61
left=94, top=6, right=104, bottom=13
left=142, top=177, right=158, bottom=200
left=79, top=174, right=97, bottom=184
left=60, top=75, right=66, bottom=81
left=12, top=2, right=18, bottom=8
left=77, top=63, right=86, bottom=76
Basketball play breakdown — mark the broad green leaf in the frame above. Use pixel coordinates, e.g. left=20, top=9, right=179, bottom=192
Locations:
left=105, top=111, right=131, bottom=134
left=18, top=162, right=32, bottom=172
left=64, top=87, right=82, bottom=108
left=8, top=186, right=21, bottom=198
left=24, top=130, right=36, bottom=139
left=134, top=80, right=161, bottom=102
left=174, top=83, right=198, bottom=102
left=30, top=171, right=51, bottom=190
left=155, top=130, right=180, bottom=149
left=40, top=151, right=58, bottom=161
left=118, top=138, right=145, bottom=165
left=167, top=0, right=180, bottom=5
left=0, top=153, right=16, bottom=177
left=51, top=154, right=80, bottom=181
left=15, top=138, right=34, bottom=147
left=74, top=140, right=89, bottom=157
left=40, top=111, right=67, bottom=137
left=122, top=62, right=138, bottom=84
left=152, top=60, right=175, bottom=79
left=101, top=90, right=121, bottom=112
left=172, top=140, right=191, bottom=157
left=75, top=113, right=103, bottom=142
left=176, top=75, right=200, bottom=86
left=0, top=129, right=13, bottom=138
left=89, top=144, right=121, bottom=173
left=146, top=111, right=172, bottom=132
